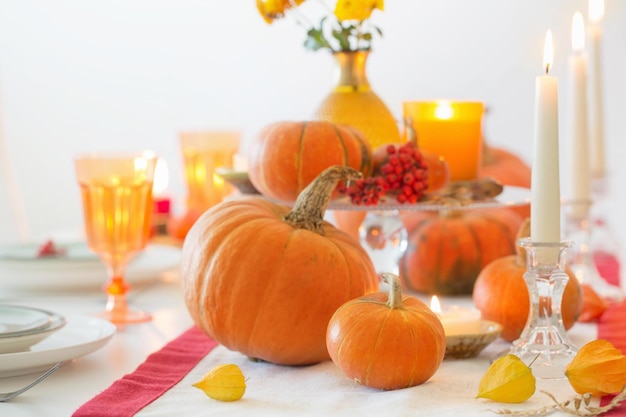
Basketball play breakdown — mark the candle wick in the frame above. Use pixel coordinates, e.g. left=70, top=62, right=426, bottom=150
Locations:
left=545, top=63, right=550, bottom=75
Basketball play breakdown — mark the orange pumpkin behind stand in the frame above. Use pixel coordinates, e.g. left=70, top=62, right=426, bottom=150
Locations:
left=472, top=219, right=582, bottom=341
left=399, top=208, right=523, bottom=295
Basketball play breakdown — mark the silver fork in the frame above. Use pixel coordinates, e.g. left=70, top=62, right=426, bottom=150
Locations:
left=0, top=362, right=63, bottom=402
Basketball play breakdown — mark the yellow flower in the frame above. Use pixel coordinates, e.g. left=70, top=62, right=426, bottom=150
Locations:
left=334, top=0, right=384, bottom=22
left=257, top=0, right=384, bottom=51
left=256, top=0, right=307, bottom=24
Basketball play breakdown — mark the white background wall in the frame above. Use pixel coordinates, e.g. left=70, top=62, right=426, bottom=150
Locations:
left=0, top=0, right=624, bottom=244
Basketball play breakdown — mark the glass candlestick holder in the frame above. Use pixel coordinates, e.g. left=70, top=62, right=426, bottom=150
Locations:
left=510, top=238, right=577, bottom=379
left=562, top=198, right=623, bottom=301
left=590, top=175, right=622, bottom=285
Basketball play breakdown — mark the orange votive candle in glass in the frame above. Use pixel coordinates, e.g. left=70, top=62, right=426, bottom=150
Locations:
left=179, top=131, right=240, bottom=212
left=403, top=101, right=485, bottom=181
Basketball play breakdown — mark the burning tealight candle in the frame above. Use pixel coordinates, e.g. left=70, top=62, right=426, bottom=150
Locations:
left=233, top=153, right=249, bottom=172
left=430, top=296, right=482, bottom=336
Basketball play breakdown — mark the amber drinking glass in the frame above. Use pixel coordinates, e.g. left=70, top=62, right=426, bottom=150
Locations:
left=74, top=152, right=158, bottom=324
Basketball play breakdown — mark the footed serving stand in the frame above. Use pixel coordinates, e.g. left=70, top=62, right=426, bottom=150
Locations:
left=359, top=210, right=407, bottom=275
left=330, top=185, right=531, bottom=275
left=510, top=239, right=577, bottom=379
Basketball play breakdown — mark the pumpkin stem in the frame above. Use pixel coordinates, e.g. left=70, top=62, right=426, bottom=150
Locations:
left=515, top=218, right=531, bottom=267
left=380, top=273, right=404, bottom=309
left=283, top=165, right=362, bottom=235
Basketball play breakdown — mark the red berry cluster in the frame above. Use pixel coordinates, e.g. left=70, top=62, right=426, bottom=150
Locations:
left=339, top=142, right=429, bottom=205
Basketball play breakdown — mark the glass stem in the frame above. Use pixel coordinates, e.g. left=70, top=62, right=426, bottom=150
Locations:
left=104, top=261, right=132, bottom=322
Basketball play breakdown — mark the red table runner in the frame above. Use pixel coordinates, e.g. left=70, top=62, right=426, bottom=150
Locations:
left=72, top=326, right=218, bottom=417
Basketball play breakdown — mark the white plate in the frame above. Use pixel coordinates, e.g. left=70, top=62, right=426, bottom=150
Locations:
left=0, top=305, right=56, bottom=336
left=0, top=241, right=97, bottom=261
left=0, top=313, right=66, bottom=354
left=0, top=314, right=115, bottom=377
left=0, top=244, right=181, bottom=292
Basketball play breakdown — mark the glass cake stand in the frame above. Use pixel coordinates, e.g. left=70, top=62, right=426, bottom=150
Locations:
left=328, top=185, right=531, bottom=275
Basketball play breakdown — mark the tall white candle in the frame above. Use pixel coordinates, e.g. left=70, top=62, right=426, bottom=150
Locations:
left=569, top=12, right=590, bottom=219
left=531, top=31, right=561, bottom=243
left=588, top=0, right=605, bottom=178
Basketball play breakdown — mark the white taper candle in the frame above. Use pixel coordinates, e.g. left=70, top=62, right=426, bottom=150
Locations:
left=569, top=12, right=590, bottom=219
left=531, top=31, right=561, bottom=243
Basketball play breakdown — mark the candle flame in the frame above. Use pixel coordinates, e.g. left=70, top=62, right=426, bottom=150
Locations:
left=543, top=30, right=554, bottom=75
left=153, top=158, right=169, bottom=195
left=589, top=0, right=604, bottom=23
left=434, top=101, right=454, bottom=120
left=572, top=12, right=585, bottom=52
left=430, top=295, right=442, bottom=314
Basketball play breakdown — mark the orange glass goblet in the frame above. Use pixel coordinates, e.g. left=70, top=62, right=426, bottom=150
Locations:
left=74, top=152, right=158, bottom=324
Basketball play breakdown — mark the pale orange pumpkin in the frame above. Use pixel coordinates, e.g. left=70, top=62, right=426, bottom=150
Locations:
left=399, top=208, right=523, bottom=295
left=181, top=166, right=378, bottom=366
left=479, top=144, right=531, bottom=220
left=479, top=145, right=531, bottom=188
left=247, top=121, right=373, bottom=202
left=327, top=273, right=446, bottom=390
left=472, top=219, right=582, bottom=341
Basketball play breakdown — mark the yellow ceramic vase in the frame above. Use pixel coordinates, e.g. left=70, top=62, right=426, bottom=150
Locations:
left=314, top=51, right=400, bottom=150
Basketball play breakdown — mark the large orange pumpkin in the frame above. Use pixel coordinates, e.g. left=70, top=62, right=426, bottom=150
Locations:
left=181, top=166, right=379, bottom=366
left=327, top=273, right=446, bottom=390
left=399, top=208, right=523, bottom=295
left=472, top=219, right=582, bottom=341
left=247, top=121, right=373, bottom=202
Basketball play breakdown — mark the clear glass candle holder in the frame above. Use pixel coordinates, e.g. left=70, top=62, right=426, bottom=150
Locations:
left=562, top=198, right=623, bottom=301
left=510, top=238, right=577, bottom=379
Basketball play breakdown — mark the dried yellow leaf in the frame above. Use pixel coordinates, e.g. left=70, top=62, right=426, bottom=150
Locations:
left=192, top=363, right=246, bottom=401
left=477, top=354, right=536, bottom=403
left=565, top=339, right=626, bottom=396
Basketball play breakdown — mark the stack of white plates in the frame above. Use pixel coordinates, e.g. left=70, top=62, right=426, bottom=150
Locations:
left=0, top=305, right=66, bottom=354
left=0, top=306, right=116, bottom=377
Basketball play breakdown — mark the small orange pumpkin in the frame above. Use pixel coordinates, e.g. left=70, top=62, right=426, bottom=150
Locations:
left=399, top=208, right=523, bottom=295
left=472, top=219, right=582, bottom=342
left=327, top=273, right=446, bottom=390
left=181, top=166, right=378, bottom=366
left=247, top=121, right=373, bottom=202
